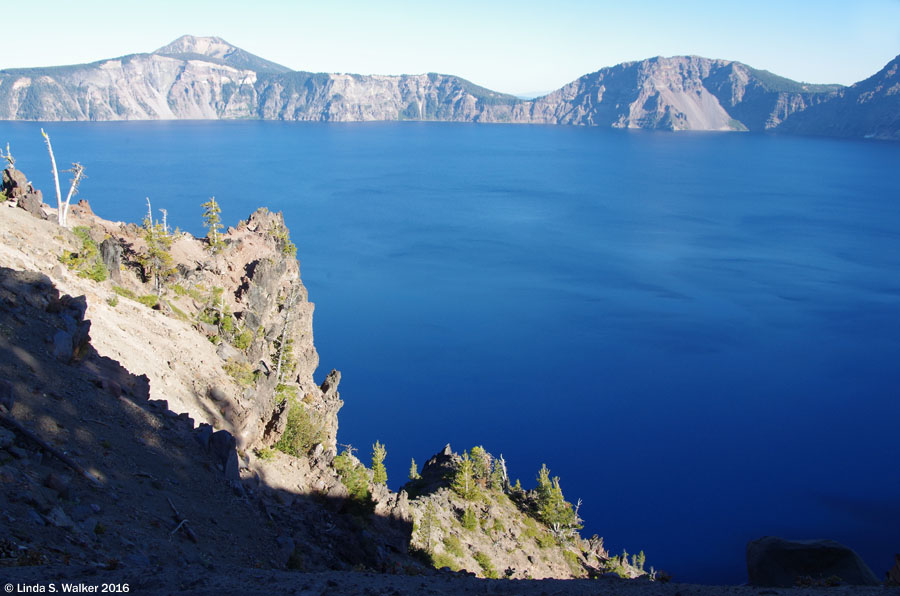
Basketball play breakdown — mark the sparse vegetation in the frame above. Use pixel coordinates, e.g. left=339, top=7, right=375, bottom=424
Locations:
left=112, top=286, right=136, bottom=300
left=431, top=552, right=461, bottom=572
left=136, top=294, right=158, bottom=308
left=274, top=398, right=326, bottom=458
left=473, top=551, right=498, bottom=578
left=461, top=507, right=478, bottom=531
left=59, top=226, right=108, bottom=282
left=223, top=358, right=255, bottom=386
left=409, top=458, right=420, bottom=481
left=332, top=448, right=370, bottom=504
left=414, top=500, right=437, bottom=555
left=441, top=534, right=464, bottom=559
left=255, top=447, right=275, bottom=461
left=269, top=220, right=296, bottom=257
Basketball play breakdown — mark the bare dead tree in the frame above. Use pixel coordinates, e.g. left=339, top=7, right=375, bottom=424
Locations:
left=0, top=142, right=14, bottom=168
left=160, top=209, right=169, bottom=234
left=62, top=162, right=85, bottom=225
left=41, top=129, right=84, bottom=227
left=274, top=279, right=302, bottom=383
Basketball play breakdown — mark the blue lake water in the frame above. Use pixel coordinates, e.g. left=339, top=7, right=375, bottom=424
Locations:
left=2, top=120, right=899, bottom=583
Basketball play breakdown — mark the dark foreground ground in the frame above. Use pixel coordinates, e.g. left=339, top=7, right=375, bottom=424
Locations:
left=2, top=566, right=898, bottom=596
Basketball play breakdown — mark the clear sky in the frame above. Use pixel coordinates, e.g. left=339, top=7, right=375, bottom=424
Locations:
left=4, top=0, right=899, bottom=95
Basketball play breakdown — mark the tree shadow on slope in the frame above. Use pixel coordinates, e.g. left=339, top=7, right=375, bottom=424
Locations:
left=0, top=266, right=412, bottom=579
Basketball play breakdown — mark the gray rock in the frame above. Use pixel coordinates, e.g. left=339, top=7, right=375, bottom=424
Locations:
left=45, top=506, right=74, bottom=529
left=194, top=423, right=213, bottom=449
left=2, top=167, right=29, bottom=197
left=216, top=341, right=242, bottom=362
left=69, top=504, right=95, bottom=522
left=747, top=536, right=880, bottom=587
left=0, top=379, right=13, bottom=409
left=27, top=508, right=45, bottom=526
left=17, top=192, right=46, bottom=219
left=276, top=536, right=296, bottom=568
left=99, top=237, right=123, bottom=282
left=44, top=472, right=71, bottom=499
left=51, top=329, right=74, bottom=362
left=0, top=427, right=14, bottom=449
left=208, top=429, right=240, bottom=481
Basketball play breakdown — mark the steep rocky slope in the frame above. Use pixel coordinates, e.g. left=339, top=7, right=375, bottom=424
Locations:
left=4, top=35, right=896, bottom=138
left=0, top=160, right=626, bottom=582
left=774, top=54, right=900, bottom=140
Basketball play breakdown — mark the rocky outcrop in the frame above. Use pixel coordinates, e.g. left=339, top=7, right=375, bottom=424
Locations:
left=887, top=554, right=900, bottom=585
left=7, top=36, right=898, bottom=138
left=2, top=166, right=45, bottom=219
left=746, top=536, right=880, bottom=587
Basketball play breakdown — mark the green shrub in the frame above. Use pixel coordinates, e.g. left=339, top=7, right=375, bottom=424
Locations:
left=223, top=358, right=256, bottom=386
left=107, top=295, right=119, bottom=307
left=563, top=550, right=584, bottom=577
left=112, top=286, right=137, bottom=300
left=473, top=551, right=498, bottom=578
left=166, top=300, right=189, bottom=321
left=59, top=226, right=108, bottom=281
left=274, top=399, right=326, bottom=458
left=441, top=535, right=464, bottom=559
left=255, top=447, right=275, bottom=461
left=431, top=553, right=461, bottom=572
left=137, top=294, right=158, bottom=308
left=233, top=329, right=253, bottom=351
left=535, top=531, right=556, bottom=549
left=332, top=449, right=370, bottom=503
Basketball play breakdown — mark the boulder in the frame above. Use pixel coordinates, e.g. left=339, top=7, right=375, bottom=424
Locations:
left=99, top=237, right=123, bottom=282
left=888, top=554, right=900, bottom=586
left=747, top=536, right=880, bottom=587
left=1, top=167, right=29, bottom=198
left=17, top=191, right=46, bottom=219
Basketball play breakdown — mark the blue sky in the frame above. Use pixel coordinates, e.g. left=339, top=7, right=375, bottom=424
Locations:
left=5, top=0, right=899, bottom=94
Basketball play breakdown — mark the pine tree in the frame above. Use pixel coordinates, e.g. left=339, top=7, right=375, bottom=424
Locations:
left=461, top=507, right=478, bottom=530
left=451, top=452, right=478, bottom=500
left=140, top=202, right=174, bottom=297
left=409, top=458, right=420, bottom=481
left=202, top=197, right=224, bottom=253
left=371, top=440, right=387, bottom=485
left=469, top=446, right=490, bottom=484
left=535, top=464, right=582, bottom=542
left=415, top=500, right=437, bottom=554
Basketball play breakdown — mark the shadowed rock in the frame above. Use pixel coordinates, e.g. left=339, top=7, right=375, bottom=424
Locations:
left=747, top=536, right=880, bottom=587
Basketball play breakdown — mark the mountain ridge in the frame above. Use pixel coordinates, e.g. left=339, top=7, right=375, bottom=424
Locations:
left=0, top=36, right=896, bottom=139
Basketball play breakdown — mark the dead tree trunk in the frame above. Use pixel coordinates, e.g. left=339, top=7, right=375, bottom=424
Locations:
left=41, top=129, right=83, bottom=227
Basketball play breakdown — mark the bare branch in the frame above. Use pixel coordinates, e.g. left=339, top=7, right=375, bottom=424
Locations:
left=41, top=129, right=64, bottom=226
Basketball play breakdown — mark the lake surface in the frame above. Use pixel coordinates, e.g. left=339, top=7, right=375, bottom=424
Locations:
left=2, top=121, right=899, bottom=583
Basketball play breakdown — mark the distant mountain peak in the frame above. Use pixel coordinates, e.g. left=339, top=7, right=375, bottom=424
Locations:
left=155, top=35, right=237, bottom=60
left=153, top=34, right=292, bottom=74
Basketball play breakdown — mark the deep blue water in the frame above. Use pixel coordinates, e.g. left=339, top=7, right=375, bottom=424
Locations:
left=2, top=121, right=899, bottom=583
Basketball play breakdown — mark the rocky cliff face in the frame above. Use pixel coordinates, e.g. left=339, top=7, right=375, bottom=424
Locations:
left=5, top=36, right=896, bottom=139
left=773, top=54, right=900, bottom=140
